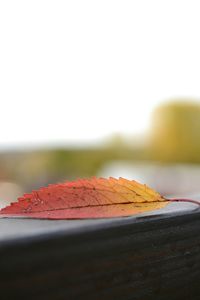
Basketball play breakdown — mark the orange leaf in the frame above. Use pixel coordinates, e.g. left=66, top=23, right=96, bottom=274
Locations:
left=0, top=177, right=169, bottom=219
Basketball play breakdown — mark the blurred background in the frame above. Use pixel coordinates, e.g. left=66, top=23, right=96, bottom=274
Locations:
left=1, top=1, right=200, bottom=208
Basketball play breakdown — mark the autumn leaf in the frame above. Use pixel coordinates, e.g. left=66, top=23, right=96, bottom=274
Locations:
left=0, top=177, right=171, bottom=219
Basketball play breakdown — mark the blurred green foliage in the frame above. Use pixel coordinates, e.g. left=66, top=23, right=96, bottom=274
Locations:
left=0, top=145, right=146, bottom=190
left=0, top=99, right=200, bottom=191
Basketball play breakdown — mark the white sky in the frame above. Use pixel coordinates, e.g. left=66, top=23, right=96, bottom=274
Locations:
left=0, top=0, right=200, bottom=148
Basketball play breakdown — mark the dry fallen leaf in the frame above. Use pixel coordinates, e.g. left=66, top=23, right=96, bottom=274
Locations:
left=0, top=177, right=170, bottom=219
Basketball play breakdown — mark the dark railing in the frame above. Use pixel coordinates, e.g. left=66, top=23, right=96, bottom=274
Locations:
left=0, top=203, right=200, bottom=299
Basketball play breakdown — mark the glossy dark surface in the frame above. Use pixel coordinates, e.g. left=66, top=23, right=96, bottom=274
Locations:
left=0, top=200, right=200, bottom=299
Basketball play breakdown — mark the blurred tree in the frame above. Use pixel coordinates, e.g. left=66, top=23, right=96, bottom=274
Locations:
left=105, top=133, right=127, bottom=149
left=150, top=100, right=200, bottom=163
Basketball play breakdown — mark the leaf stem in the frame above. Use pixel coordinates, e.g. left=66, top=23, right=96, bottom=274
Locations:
left=167, top=198, right=200, bottom=208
